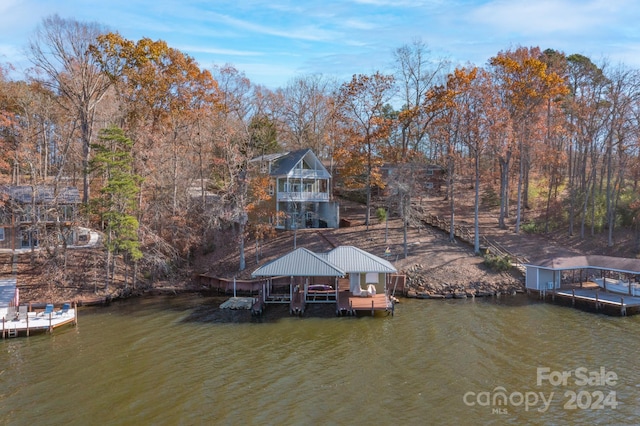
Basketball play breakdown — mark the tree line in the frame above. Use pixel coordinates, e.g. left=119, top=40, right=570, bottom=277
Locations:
left=1, top=15, right=639, bottom=288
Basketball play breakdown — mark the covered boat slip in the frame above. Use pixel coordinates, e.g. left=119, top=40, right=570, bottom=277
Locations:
left=524, top=255, right=640, bottom=315
left=251, top=246, right=397, bottom=316
left=553, top=285, right=640, bottom=315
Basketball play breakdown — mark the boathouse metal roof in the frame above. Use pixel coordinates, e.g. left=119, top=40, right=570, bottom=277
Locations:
left=251, top=247, right=346, bottom=277
left=322, top=246, right=397, bottom=274
left=251, top=246, right=396, bottom=278
left=524, top=255, right=640, bottom=274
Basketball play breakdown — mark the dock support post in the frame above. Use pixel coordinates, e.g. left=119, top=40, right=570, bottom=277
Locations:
left=2, top=317, right=4, bottom=339
left=595, top=293, right=599, bottom=311
left=572, top=289, right=575, bottom=306
left=621, top=298, right=626, bottom=316
left=371, top=300, right=374, bottom=316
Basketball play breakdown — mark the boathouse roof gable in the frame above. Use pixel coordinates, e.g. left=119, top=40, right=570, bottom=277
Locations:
left=251, top=247, right=346, bottom=277
left=251, top=246, right=395, bottom=278
left=525, top=255, right=640, bottom=274
left=322, top=246, right=397, bottom=274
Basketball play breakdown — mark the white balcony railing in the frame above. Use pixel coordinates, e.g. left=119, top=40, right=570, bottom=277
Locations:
left=276, top=191, right=329, bottom=202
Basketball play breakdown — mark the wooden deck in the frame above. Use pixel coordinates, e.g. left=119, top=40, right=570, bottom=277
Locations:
left=1, top=307, right=77, bottom=338
left=536, top=284, right=640, bottom=316
left=337, top=290, right=394, bottom=316
left=253, top=284, right=396, bottom=317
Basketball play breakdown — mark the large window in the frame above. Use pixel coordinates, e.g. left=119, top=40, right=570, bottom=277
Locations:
left=0, top=227, right=4, bottom=241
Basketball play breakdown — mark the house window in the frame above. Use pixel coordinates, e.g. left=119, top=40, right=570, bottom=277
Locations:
left=425, top=182, right=434, bottom=189
left=426, top=169, right=434, bottom=176
left=269, top=183, right=274, bottom=196
left=0, top=227, right=4, bottom=241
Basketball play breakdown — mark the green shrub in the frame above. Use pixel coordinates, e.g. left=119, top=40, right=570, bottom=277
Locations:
left=375, top=207, right=387, bottom=223
left=483, top=254, right=512, bottom=272
left=521, top=220, right=538, bottom=234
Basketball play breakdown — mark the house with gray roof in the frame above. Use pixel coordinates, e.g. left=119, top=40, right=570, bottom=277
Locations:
left=250, top=149, right=339, bottom=229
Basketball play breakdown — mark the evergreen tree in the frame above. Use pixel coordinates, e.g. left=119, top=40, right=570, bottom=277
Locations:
left=90, top=126, right=143, bottom=290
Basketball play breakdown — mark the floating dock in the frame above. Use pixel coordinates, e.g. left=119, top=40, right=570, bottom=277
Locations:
left=1, top=304, right=78, bottom=338
left=1, top=278, right=77, bottom=337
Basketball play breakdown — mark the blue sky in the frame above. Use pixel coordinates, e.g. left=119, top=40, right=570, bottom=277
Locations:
left=1, top=0, right=639, bottom=89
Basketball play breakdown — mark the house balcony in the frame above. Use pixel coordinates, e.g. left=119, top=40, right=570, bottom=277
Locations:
left=276, top=192, right=329, bottom=203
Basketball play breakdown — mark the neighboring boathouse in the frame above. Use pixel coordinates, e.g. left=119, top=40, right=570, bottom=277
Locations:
left=524, top=255, right=640, bottom=315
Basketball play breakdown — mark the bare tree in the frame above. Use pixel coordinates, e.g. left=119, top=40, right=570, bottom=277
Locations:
left=273, top=74, right=335, bottom=157
left=28, top=14, right=111, bottom=203
left=393, top=38, right=449, bottom=160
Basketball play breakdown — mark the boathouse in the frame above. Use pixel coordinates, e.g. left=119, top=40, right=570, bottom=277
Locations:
left=524, top=255, right=640, bottom=315
left=251, top=246, right=397, bottom=316
left=524, top=255, right=640, bottom=293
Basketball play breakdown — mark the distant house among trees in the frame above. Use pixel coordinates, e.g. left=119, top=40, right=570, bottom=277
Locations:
left=250, top=149, right=340, bottom=229
left=0, top=185, right=81, bottom=250
left=378, top=163, right=445, bottom=196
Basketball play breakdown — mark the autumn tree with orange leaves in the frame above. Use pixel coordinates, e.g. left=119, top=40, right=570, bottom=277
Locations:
left=91, top=33, right=222, bottom=273
left=334, top=72, right=395, bottom=229
left=489, top=47, right=568, bottom=233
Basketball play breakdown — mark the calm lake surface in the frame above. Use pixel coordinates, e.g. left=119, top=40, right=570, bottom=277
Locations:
left=1, top=294, right=639, bottom=425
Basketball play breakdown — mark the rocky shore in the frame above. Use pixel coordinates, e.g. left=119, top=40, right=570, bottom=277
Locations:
left=403, top=263, right=525, bottom=299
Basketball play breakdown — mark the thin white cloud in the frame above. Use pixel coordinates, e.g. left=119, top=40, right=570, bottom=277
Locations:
left=203, top=11, right=339, bottom=42
left=468, top=0, right=629, bottom=35
left=351, top=0, right=436, bottom=7
left=343, top=19, right=377, bottom=31
left=179, top=45, right=264, bottom=57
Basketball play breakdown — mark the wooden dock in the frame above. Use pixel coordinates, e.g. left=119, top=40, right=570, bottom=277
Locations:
left=1, top=303, right=78, bottom=338
left=535, top=284, right=640, bottom=316
left=337, top=291, right=394, bottom=316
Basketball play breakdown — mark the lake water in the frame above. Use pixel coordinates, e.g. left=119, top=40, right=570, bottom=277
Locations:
left=1, top=294, right=639, bottom=425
